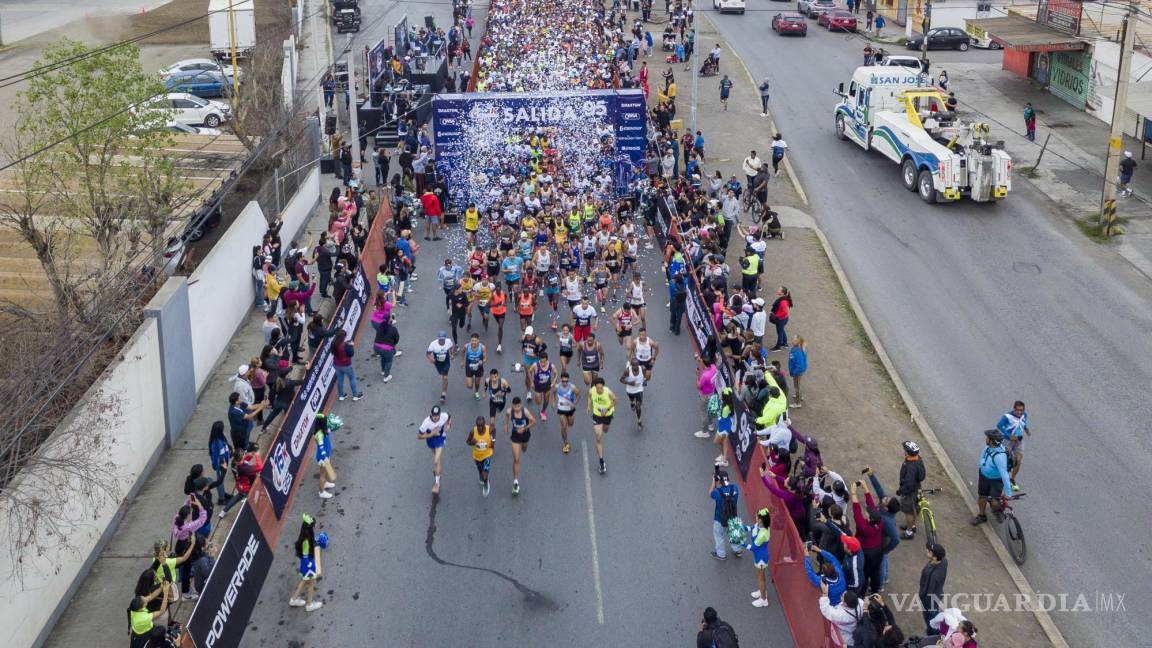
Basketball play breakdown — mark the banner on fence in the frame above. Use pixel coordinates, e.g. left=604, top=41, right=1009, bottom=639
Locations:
left=183, top=504, right=273, bottom=648
left=653, top=195, right=757, bottom=480
left=260, top=265, right=371, bottom=519
left=431, top=90, right=647, bottom=210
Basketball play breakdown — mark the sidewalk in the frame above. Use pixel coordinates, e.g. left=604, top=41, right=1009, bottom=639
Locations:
left=43, top=176, right=342, bottom=648
left=945, top=61, right=1152, bottom=277
left=647, top=13, right=1051, bottom=644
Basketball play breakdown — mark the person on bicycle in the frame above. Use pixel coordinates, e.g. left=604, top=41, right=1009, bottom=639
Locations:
left=971, top=429, right=1013, bottom=525
left=750, top=165, right=770, bottom=213
left=995, top=400, right=1030, bottom=490
left=897, top=441, right=925, bottom=539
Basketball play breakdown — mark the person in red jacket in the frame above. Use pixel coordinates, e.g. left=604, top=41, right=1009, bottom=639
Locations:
left=851, top=479, right=885, bottom=595
left=219, top=450, right=263, bottom=518
left=421, top=188, right=444, bottom=241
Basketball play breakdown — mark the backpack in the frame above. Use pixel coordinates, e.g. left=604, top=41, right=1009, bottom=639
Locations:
left=850, top=609, right=874, bottom=646
left=710, top=621, right=740, bottom=648
left=982, top=446, right=1015, bottom=476
left=718, top=485, right=738, bottom=525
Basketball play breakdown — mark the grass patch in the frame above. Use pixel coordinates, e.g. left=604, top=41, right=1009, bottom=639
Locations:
left=1016, top=165, right=1039, bottom=179
left=1075, top=215, right=1128, bottom=242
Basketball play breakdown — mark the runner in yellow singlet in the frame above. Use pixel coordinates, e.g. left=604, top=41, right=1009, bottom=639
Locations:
left=586, top=377, right=616, bottom=475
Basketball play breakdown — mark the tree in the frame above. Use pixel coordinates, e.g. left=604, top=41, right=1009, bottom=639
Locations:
left=232, top=39, right=288, bottom=155
left=6, top=39, right=194, bottom=322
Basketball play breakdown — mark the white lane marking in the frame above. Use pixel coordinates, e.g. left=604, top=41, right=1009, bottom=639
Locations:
left=582, top=440, right=606, bottom=625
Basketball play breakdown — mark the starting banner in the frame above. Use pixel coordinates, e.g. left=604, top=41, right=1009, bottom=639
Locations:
left=184, top=504, right=274, bottom=648
left=259, top=265, right=371, bottom=519
left=431, top=89, right=647, bottom=210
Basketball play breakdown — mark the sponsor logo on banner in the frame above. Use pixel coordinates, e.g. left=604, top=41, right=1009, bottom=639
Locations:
left=185, top=505, right=273, bottom=648
left=622, top=111, right=642, bottom=120
left=259, top=265, right=371, bottom=519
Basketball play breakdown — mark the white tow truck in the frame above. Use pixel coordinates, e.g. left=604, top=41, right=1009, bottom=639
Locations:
left=833, top=66, right=1011, bottom=203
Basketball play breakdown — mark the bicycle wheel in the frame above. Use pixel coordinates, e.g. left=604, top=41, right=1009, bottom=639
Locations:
left=748, top=201, right=763, bottom=224
left=1004, top=514, right=1027, bottom=565
left=919, top=505, right=938, bottom=548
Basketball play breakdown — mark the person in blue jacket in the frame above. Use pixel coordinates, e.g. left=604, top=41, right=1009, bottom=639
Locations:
left=804, top=544, right=846, bottom=605
left=971, top=428, right=1013, bottom=525
left=787, top=336, right=808, bottom=407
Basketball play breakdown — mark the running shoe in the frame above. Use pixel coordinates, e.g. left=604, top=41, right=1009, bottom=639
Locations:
left=598, top=459, right=606, bottom=475
left=710, top=551, right=726, bottom=561
left=383, top=375, right=393, bottom=382
left=338, top=394, right=347, bottom=401
left=305, top=601, right=324, bottom=612
left=693, top=430, right=711, bottom=439
left=289, top=598, right=306, bottom=607
left=496, top=344, right=502, bottom=353
left=483, top=481, right=490, bottom=497
left=512, top=481, right=520, bottom=495
left=440, top=392, right=446, bottom=402
left=352, top=393, right=364, bottom=401
left=752, top=598, right=770, bottom=608
left=474, top=391, right=481, bottom=400
left=751, top=590, right=763, bottom=598
left=319, top=490, right=333, bottom=499
left=395, top=350, right=403, bottom=357
left=562, top=442, right=570, bottom=454
left=323, top=481, right=336, bottom=489
left=540, top=410, right=548, bottom=421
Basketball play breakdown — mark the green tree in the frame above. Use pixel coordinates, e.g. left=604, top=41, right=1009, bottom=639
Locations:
left=6, top=39, right=193, bottom=321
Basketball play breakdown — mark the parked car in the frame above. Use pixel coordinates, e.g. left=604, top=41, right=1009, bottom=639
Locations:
left=798, top=0, right=836, bottom=17
left=143, top=92, right=231, bottom=127
left=168, top=122, right=222, bottom=136
left=772, top=12, right=808, bottom=35
left=164, top=70, right=232, bottom=98
left=819, top=10, right=857, bottom=31
left=159, top=58, right=239, bottom=83
left=878, top=54, right=924, bottom=69
left=906, top=27, right=972, bottom=51
left=713, top=0, right=747, bottom=13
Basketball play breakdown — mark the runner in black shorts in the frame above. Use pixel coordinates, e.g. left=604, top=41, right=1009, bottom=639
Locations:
left=554, top=372, right=580, bottom=455
left=505, top=397, right=536, bottom=494
left=485, top=369, right=511, bottom=427
left=531, top=353, right=556, bottom=421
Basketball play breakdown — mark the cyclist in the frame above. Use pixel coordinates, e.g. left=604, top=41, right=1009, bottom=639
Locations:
left=995, top=400, right=1030, bottom=490
left=971, top=429, right=1013, bottom=526
left=897, top=441, right=925, bottom=539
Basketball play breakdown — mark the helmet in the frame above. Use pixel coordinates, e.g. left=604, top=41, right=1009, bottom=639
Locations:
left=984, top=429, right=1004, bottom=443
left=902, top=441, right=920, bottom=455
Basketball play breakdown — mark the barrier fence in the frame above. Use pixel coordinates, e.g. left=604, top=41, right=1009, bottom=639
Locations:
left=180, top=197, right=391, bottom=648
left=652, top=194, right=845, bottom=648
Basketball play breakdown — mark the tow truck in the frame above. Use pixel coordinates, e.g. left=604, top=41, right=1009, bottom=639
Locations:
left=833, top=66, right=1011, bottom=203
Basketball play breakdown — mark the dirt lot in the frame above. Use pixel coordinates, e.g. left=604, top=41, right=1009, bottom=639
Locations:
left=82, top=0, right=293, bottom=46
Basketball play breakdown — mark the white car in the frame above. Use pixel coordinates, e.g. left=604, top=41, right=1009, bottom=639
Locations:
left=159, top=58, right=240, bottom=83
left=145, top=93, right=231, bottom=127
left=878, top=55, right=923, bottom=69
left=713, top=0, right=746, bottom=13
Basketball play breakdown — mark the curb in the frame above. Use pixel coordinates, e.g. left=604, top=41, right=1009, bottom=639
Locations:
left=811, top=229, right=1071, bottom=648
left=702, top=13, right=1070, bottom=647
left=703, top=13, right=808, bottom=207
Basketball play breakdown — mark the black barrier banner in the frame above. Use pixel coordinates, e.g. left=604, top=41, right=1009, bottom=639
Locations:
left=261, top=266, right=371, bottom=519
left=184, top=504, right=273, bottom=648
left=656, top=195, right=756, bottom=480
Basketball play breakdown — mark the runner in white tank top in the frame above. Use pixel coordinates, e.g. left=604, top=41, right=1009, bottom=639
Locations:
left=626, top=272, right=647, bottom=327
left=630, top=328, right=660, bottom=381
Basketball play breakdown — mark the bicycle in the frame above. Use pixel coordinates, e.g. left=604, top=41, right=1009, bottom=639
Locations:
left=740, top=190, right=764, bottom=224
left=914, top=487, right=941, bottom=548
left=989, top=492, right=1027, bottom=565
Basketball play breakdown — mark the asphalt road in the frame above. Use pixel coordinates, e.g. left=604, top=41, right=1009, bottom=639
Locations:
left=243, top=225, right=793, bottom=646
left=705, top=4, right=1151, bottom=645
left=243, top=6, right=792, bottom=644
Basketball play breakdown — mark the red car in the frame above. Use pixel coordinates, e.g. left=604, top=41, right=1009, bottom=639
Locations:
left=819, top=10, right=858, bottom=31
left=772, top=12, right=808, bottom=36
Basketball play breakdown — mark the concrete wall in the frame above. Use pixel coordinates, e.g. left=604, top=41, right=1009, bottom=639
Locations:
left=188, top=201, right=269, bottom=392
left=0, top=318, right=166, bottom=648
left=145, top=278, right=198, bottom=446
left=280, top=167, right=321, bottom=241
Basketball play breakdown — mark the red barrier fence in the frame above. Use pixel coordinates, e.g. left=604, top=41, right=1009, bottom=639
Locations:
left=655, top=196, right=844, bottom=647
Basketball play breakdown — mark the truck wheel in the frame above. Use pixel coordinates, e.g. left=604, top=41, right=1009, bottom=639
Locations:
left=835, top=115, right=848, bottom=141
left=901, top=159, right=918, bottom=191
left=917, top=170, right=938, bottom=202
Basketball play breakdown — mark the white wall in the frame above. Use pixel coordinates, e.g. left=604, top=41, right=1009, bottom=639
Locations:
left=1085, top=40, right=1152, bottom=136
left=189, top=200, right=268, bottom=391
left=280, top=167, right=321, bottom=240
left=0, top=319, right=165, bottom=648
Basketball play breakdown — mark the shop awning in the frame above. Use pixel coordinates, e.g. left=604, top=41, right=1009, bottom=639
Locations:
left=966, top=16, right=1086, bottom=52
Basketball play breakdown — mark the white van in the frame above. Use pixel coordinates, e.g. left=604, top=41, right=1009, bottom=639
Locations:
left=714, top=0, right=747, bottom=14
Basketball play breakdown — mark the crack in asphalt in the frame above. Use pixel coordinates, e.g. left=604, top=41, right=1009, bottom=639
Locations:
left=424, top=494, right=559, bottom=611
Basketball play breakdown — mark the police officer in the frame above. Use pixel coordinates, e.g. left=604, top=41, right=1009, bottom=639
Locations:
left=740, top=246, right=761, bottom=297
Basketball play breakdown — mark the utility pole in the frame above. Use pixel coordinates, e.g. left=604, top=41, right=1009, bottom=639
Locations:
left=1100, top=12, right=1135, bottom=236
left=690, top=0, right=699, bottom=133
left=347, top=35, right=362, bottom=169
left=920, top=0, right=932, bottom=77
left=310, top=0, right=328, bottom=150
left=325, top=0, right=339, bottom=129
left=227, top=0, right=241, bottom=99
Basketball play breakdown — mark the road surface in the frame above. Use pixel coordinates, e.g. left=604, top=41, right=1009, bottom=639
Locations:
left=706, top=5, right=1149, bottom=646
left=0, top=0, right=173, bottom=44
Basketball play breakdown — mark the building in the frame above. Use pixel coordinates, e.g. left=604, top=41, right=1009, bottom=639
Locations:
left=875, top=0, right=1034, bottom=32
left=966, top=1, right=1152, bottom=138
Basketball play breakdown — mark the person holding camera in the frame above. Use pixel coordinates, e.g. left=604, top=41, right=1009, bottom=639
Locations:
left=709, top=469, right=743, bottom=560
